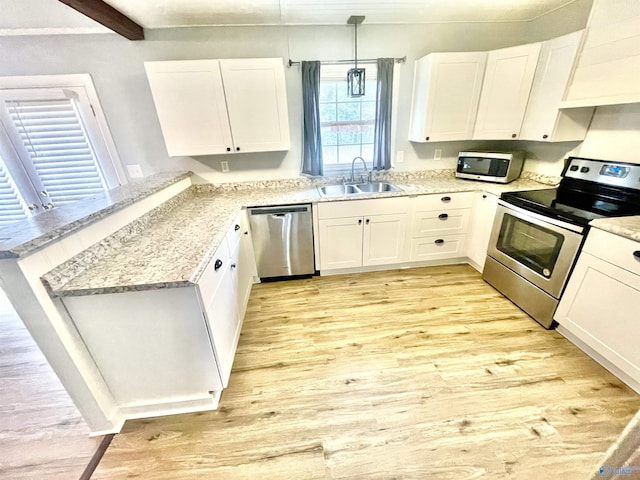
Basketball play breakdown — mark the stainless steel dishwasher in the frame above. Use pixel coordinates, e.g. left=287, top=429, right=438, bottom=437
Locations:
left=248, top=204, right=315, bottom=279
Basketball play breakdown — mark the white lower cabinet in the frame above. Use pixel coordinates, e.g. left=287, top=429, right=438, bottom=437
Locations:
left=465, top=191, right=499, bottom=270
left=555, top=228, right=640, bottom=393
left=410, top=192, right=473, bottom=263
left=61, top=212, right=256, bottom=416
left=317, top=197, right=410, bottom=271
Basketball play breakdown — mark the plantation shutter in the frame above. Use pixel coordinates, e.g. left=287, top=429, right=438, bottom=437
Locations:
left=5, top=96, right=107, bottom=207
left=0, top=156, right=28, bottom=226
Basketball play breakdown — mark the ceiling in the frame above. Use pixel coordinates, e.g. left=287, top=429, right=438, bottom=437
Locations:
left=0, top=0, right=582, bottom=32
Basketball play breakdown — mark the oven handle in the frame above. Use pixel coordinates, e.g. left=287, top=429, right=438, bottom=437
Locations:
left=497, top=199, right=585, bottom=234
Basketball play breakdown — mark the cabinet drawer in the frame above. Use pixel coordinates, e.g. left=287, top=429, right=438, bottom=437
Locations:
left=197, top=238, right=231, bottom=308
left=410, top=235, right=466, bottom=262
left=415, top=192, right=474, bottom=211
left=583, top=229, right=640, bottom=277
left=318, top=196, right=409, bottom=219
left=412, top=209, right=470, bottom=237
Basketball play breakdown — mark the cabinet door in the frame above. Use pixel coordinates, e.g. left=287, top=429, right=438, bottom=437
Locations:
left=465, top=192, right=498, bottom=271
left=144, top=60, right=234, bottom=156
left=555, top=252, right=640, bottom=384
left=408, top=52, right=487, bottom=142
left=236, top=223, right=257, bottom=321
left=520, top=31, right=593, bottom=142
left=220, top=58, right=291, bottom=153
left=318, top=216, right=363, bottom=270
left=203, top=261, right=239, bottom=388
left=362, top=214, right=408, bottom=266
left=473, top=43, right=541, bottom=140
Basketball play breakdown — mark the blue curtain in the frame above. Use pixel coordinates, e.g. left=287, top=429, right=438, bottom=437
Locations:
left=373, top=58, right=395, bottom=171
left=301, top=61, right=323, bottom=177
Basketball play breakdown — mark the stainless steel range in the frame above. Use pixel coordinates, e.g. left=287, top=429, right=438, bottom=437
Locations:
left=483, top=157, right=640, bottom=329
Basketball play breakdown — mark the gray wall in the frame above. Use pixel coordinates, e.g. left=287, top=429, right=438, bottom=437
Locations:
left=0, top=0, right=593, bottom=183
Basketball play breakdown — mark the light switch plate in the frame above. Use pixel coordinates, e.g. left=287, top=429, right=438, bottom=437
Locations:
left=127, top=164, right=143, bottom=178
left=434, top=149, right=442, bottom=161
left=396, top=150, right=404, bottom=164
left=221, top=161, right=229, bottom=173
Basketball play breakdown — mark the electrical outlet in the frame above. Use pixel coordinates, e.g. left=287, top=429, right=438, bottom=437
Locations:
left=434, top=149, right=442, bottom=161
left=396, top=150, right=404, bottom=164
left=126, top=164, right=143, bottom=178
left=221, top=161, right=229, bottom=173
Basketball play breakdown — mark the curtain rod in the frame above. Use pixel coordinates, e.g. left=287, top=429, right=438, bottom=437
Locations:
left=288, top=56, right=406, bottom=67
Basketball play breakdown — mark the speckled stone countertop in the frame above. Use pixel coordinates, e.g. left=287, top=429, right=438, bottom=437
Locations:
left=0, top=171, right=191, bottom=259
left=590, top=216, right=640, bottom=242
left=43, top=171, right=555, bottom=297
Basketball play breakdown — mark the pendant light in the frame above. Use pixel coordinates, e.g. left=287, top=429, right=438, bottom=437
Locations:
left=347, top=16, right=366, bottom=97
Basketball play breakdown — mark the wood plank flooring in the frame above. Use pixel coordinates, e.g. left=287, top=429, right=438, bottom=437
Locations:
left=0, top=289, right=101, bottom=479
left=93, top=265, right=640, bottom=479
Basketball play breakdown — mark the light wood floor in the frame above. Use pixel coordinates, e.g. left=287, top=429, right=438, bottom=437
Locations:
left=0, top=289, right=101, bottom=479
left=93, top=265, right=640, bottom=479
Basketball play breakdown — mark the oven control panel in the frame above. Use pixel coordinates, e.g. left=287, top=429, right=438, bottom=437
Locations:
left=564, top=157, right=640, bottom=190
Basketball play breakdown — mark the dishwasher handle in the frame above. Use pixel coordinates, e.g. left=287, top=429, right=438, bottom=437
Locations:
left=249, top=206, right=309, bottom=216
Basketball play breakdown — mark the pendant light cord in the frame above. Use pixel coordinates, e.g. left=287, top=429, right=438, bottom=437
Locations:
left=354, top=22, right=358, bottom=69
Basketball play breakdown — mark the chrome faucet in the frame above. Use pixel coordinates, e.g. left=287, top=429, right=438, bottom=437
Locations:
left=350, top=156, right=369, bottom=184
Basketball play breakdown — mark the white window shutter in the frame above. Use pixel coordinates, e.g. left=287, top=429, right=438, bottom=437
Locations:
left=6, top=98, right=107, bottom=206
left=0, top=157, right=28, bottom=226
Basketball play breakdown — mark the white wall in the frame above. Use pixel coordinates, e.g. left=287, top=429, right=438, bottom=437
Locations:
left=0, top=1, right=592, bottom=183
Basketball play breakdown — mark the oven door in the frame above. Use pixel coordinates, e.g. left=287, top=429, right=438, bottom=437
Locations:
left=487, top=202, right=584, bottom=298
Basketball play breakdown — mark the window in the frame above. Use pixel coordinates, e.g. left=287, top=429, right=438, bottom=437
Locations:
left=0, top=75, right=123, bottom=226
left=318, top=63, right=377, bottom=175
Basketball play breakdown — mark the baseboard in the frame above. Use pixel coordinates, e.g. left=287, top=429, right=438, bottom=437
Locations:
left=320, top=258, right=470, bottom=276
left=557, top=325, right=640, bottom=395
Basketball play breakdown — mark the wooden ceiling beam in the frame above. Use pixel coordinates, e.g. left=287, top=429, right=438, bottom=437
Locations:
left=58, top=0, right=144, bottom=40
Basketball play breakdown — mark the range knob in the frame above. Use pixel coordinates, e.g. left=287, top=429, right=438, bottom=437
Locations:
left=569, top=165, right=579, bottom=171
left=580, top=167, right=590, bottom=173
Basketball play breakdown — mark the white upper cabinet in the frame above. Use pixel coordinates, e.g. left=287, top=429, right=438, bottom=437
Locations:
left=408, top=52, right=487, bottom=142
left=473, top=43, right=541, bottom=140
left=145, top=58, right=290, bottom=157
left=562, top=0, right=640, bottom=107
left=520, top=30, right=594, bottom=142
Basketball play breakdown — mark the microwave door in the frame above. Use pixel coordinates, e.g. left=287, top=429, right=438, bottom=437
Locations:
left=462, top=157, right=492, bottom=175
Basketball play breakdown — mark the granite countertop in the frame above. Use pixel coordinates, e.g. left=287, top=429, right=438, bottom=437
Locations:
left=590, top=216, right=640, bottom=242
left=42, top=171, right=557, bottom=297
left=0, top=171, right=191, bottom=259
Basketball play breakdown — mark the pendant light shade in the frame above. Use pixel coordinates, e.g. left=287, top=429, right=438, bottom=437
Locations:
left=347, top=16, right=365, bottom=97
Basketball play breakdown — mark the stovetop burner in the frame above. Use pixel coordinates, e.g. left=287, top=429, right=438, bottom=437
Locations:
left=500, top=157, right=640, bottom=228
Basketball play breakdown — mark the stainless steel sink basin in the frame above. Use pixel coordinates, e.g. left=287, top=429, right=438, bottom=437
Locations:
left=318, top=182, right=402, bottom=197
left=318, top=184, right=359, bottom=196
left=353, top=182, right=402, bottom=193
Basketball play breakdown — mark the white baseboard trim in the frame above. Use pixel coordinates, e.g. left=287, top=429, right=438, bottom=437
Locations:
left=557, top=325, right=640, bottom=395
left=319, top=257, right=470, bottom=276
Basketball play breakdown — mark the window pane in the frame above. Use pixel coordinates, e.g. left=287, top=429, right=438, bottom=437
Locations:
left=322, top=146, right=338, bottom=165
left=338, top=145, right=363, bottom=164
left=337, top=102, right=361, bottom=122
left=361, top=144, right=374, bottom=162
left=319, top=83, right=337, bottom=103
left=361, top=101, right=376, bottom=120
left=319, top=103, right=336, bottom=123
left=337, top=126, right=361, bottom=146
left=321, top=127, right=338, bottom=146
left=361, top=124, right=375, bottom=144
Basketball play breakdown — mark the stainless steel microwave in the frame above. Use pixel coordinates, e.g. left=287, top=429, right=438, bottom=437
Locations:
left=456, top=151, right=524, bottom=183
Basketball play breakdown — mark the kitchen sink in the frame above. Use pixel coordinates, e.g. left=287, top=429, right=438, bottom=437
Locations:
left=353, top=182, right=402, bottom=193
left=318, top=182, right=402, bottom=197
left=318, top=184, right=359, bottom=196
